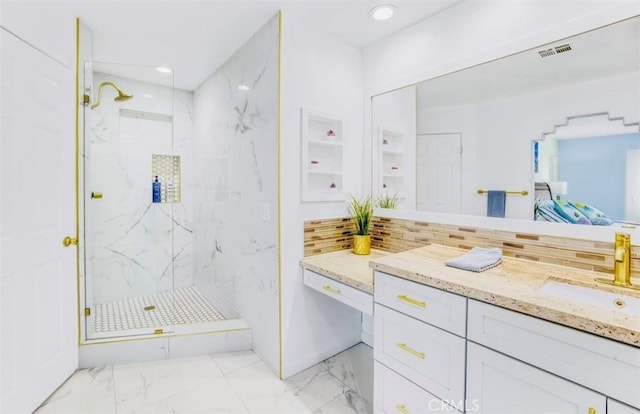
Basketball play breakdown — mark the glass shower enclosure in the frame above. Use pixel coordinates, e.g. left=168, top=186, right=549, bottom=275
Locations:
left=81, top=62, right=179, bottom=339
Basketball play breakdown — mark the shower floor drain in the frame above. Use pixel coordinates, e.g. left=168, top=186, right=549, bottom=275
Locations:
left=93, top=286, right=225, bottom=333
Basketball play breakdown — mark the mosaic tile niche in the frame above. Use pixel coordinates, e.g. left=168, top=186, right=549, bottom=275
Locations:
left=303, top=217, right=639, bottom=278
left=152, top=154, right=181, bottom=203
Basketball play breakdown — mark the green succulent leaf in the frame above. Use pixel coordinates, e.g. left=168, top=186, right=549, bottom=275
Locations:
left=348, top=195, right=374, bottom=236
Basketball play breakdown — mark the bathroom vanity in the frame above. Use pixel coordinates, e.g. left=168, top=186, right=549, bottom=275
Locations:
left=300, top=244, right=640, bottom=413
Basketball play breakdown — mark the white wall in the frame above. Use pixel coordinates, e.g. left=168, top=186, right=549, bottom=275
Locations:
left=417, top=70, right=640, bottom=219
left=192, top=15, right=280, bottom=373
left=0, top=0, right=75, bottom=68
left=362, top=0, right=640, bottom=192
left=363, top=1, right=640, bottom=96
left=364, top=0, right=640, bottom=246
left=280, top=9, right=365, bottom=378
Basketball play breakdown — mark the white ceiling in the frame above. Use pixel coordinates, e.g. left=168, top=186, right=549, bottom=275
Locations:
left=63, top=0, right=461, bottom=91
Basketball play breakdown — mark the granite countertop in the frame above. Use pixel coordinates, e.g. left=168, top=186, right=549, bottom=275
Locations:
left=369, top=244, right=640, bottom=347
left=300, top=245, right=639, bottom=347
left=299, top=249, right=388, bottom=294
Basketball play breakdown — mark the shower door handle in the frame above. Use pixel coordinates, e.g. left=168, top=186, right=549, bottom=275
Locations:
left=91, top=191, right=103, bottom=199
left=62, top=236, right=78, bottom=247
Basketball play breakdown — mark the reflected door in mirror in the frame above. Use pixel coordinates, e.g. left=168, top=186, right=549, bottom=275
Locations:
left=416, top=133, right=461, bottom=213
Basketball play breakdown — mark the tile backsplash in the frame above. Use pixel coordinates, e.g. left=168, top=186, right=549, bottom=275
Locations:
left=303, top=216, right=639, bottom=277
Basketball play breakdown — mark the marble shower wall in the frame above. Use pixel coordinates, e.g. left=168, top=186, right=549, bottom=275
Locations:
left=192, top=15, right=279, bottom=368
left=86, top=72, right=195, bottom=305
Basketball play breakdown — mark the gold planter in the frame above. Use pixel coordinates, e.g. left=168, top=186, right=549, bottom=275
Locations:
left=353, top=235, right=371, bottom=255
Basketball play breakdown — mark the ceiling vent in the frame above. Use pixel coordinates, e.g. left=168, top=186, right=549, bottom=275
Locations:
left=538, top=48, right=555, bottom=58
left=554, top=43, right=572, bottom=54
left=538, top=43, right=572, bottom=58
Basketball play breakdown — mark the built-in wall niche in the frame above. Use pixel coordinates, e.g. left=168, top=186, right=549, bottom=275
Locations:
left=378, top=126, right=406, bottom=198
left=152, top=154, right=181, bottom=203
left=301, top=108, right=345, bottom=201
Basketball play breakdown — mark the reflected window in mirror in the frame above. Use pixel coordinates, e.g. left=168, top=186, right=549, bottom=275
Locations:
left=535, top=113, right=640, bottom=224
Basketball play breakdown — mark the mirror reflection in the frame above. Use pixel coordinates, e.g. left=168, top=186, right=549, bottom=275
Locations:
left=372, top=16, right=640, bottom=226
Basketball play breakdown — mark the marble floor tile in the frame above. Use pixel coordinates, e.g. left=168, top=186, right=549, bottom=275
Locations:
left=36, top=346, right=373, bottom=414
left=35, top=367, right=116, bottom=414
left=315, top=390, right=373, bottom=414
left=133, top=376, right=249, bottom=414
left=226, top=358, right=347, bottom=414
left=212, top=350, right=262, bottom=375
left=324, top=343, right=374, bottom=405
left=113, top=355, right=224, bottom=413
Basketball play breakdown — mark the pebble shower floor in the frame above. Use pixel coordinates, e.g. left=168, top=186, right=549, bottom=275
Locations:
left=94, top=286, right=225, bottom=332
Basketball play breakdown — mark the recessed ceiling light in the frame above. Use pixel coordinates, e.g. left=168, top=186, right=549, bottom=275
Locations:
left=238, top=84, right=250, bottom=91
left=156, top=66, right=172, bottom=74
left=369, top=4, right=396, bottom=21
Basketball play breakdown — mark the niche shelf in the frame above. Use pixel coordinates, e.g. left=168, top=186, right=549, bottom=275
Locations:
left=152, top=154, right=181, bottom=203
left=301, top=108, right=345, bottom=202
left=378, top=126, right=406, bottom=198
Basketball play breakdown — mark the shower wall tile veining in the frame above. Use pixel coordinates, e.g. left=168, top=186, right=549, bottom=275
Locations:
left=86, top=71, right=195, bottom=319
left=192, top=15, right=279, bottom=369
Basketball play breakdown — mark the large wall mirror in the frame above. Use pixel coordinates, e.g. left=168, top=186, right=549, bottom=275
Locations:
left=372, top=16, right=640, bottom=228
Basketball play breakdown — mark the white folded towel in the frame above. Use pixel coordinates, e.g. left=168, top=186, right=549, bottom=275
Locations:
left=445, top=247, right=503, bottom=272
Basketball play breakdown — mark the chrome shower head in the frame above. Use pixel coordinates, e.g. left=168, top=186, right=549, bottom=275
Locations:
left=90, top=81, right=133, bottom=109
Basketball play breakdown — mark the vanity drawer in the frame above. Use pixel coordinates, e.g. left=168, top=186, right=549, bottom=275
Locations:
left=374, top=303, right=466, bottom=403
left=468, top=299, right=640, bottom=408
left=374, top=361, right=462, bottom=414
left=303, top=269, right=373, bottom=315
left=374, top=271, right=467, bottom=337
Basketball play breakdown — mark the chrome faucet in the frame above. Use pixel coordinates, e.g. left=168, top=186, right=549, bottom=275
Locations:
left=595, top=233, right=638, bottom=290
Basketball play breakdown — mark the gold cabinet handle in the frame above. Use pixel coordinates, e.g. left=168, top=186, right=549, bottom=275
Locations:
left=396, top=342, right=425, bottom=359
left=322, top=285, right=341, bottom=295
left=91, top=191, right=103, bottom=199
left=588, top=408, right=596, bottom=414
left=396, top=404, right=409, bottom=414
left=397, top=294, right=426, bottom=308
left=62, top=236, right=78, bottom=247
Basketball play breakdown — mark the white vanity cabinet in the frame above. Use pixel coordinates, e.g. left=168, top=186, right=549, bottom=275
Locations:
left=373, top=271, right=467, bottom=413
left=467, top=299, right=640, bottom=409
left=467, top=342, right=605, bottom=414
left=373, top=270, right=640, bottom=414
left=303, top=269, right=373, bottom=315
left=609, top=399, right=640, bottom=414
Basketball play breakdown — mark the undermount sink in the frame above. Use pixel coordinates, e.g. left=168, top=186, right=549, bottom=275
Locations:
left=537, top=280, right=640, bottom=315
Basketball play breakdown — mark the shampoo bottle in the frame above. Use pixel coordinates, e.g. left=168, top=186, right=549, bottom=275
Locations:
left=152, top=176, right=161, bottom=203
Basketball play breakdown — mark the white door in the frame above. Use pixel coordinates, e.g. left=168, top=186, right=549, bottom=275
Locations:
left=1, top=29, right=77, bottom=413
left=416, top=133, right=461, bottom=213
left=466, top=342, right=606, bottom=414
left=625, top=150, right=640, bottom=223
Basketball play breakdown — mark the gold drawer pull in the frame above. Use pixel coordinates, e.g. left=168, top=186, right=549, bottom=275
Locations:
left=397, top=294, right=426, bottom=308
left=397, top=342, right=425, bottom=359
left=323, top=285, right=341, bottom=295
left=91, top=191, right=103, bottom=199
left=588, top=408, right=596, bottom=414
left=396, top=404, right=409, bottom=414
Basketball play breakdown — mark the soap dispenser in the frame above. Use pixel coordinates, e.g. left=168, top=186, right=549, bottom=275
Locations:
left=152, top=176, right=161, bottom=203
